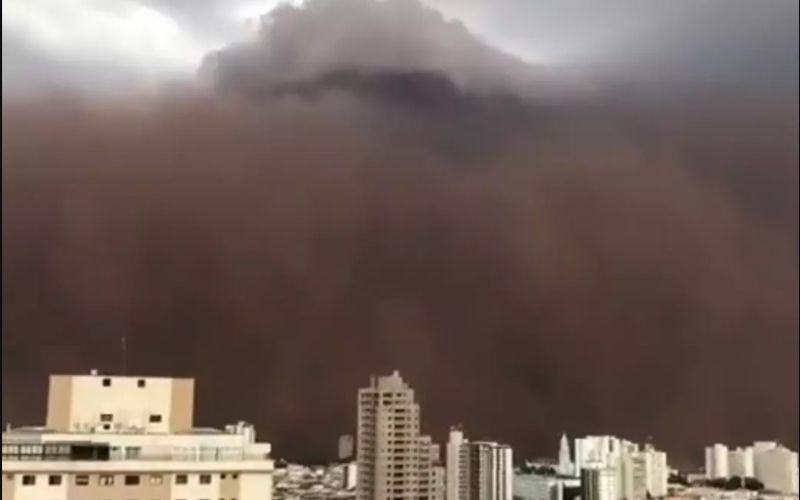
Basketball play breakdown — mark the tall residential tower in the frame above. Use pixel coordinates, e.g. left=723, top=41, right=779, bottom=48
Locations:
left=356, top=371, right=442, bottom=500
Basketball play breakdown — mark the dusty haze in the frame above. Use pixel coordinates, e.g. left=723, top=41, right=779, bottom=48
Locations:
left=2, top=0, right=798, bottom=467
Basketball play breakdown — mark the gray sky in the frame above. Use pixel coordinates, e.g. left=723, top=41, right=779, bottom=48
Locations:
left=3, top=0, right=797, bottom=93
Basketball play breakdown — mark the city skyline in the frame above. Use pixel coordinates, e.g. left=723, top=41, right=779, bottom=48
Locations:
left=4, top=368, right=796, bottom=473
left=3, top=368, right=799, bottom=500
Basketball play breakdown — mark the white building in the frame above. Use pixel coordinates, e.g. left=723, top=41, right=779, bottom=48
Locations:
left=700, top=441, right=798, bottom=495
left=568, top=436, right=668, bottom=500
left=356, top=371, right=440, bottom=500
left=447, top=427, right=469, bottom=500
left=343, top=462, right=358, bottom=489
left=641, top=445, right=668, bottom=497
left=1, top=371, right=273, bottom=500
left=754, top=442, right=779, bottom=454
left=339, top=434, right=355, bottom=461
left=582, top=465, right=619, bottom=500
left=616, top=442, right=668, bottom=500
left=446, top=428, right=513, bottom=500
left=753, top=444, right=799, bottom=495
left=558, top=434, right=574, bottom=476
left=468, top=441, right=513, bottom=500
left=514, top=473, right=580, bottom=500
left=420, top=435, right=446, bottom=500
left=729, top=447, right=755, bottom=478
left=705, top=444, right=730, bottom=479
left=574, top=436, right=633, bottom=477
left=432, top=465, right=446, bottom=500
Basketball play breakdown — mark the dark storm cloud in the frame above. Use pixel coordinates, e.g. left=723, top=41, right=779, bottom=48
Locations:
left=429, top=0, right=799, bottom=85
left=5, top=0, right=798, bottom=93
left=2, top=0, right=798, bottom=468
left=199, top=0, right=565, bottom=101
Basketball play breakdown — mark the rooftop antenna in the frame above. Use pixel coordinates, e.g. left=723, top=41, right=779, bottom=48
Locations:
left=121, top=336, right=128, bottom=375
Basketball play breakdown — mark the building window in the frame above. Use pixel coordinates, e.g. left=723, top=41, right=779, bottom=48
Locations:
left=150, top=474, right=164, bottom=485
left=232, top=474, right=239, bottom=479
left=149, top=414, right=162, bottom=423
left=124, top=474, right=140, bottom=485
left=137, top=378, right=146, bottom=387
left=125, top=446, right=141, bottom=459
left=22, top=474, right=36, bottom=486
left=99, top=474, right=114, bottom=486
left=175, top=474, right=188, bottom=484
left=199, top=474, right=212, bottom=484
left=100, top=413, right=114, bottom=422
left=75, top=475, right=90, bottom=486
left=48, top=474, right=62, bottom=485
left=102, top=378, right=111, bottom=386
left=102, top=424, right=111, bottom=431
left=221, top=474, right=227, bottom=479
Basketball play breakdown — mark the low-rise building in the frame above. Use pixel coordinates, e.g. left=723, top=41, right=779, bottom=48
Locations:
left=1, top=371, right=274, bottom=500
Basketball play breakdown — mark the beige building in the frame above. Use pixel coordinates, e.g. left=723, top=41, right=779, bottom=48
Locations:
left=356, top=371, right=442, bottom=500
left=2, top=371, right=273, bottom=500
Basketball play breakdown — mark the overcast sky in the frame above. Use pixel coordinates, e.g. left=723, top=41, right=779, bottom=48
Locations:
left=3, top=0, right=798, bottom=93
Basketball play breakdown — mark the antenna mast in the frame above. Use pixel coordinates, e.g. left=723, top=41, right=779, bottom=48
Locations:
left=121, top=336, right=128, bottom=375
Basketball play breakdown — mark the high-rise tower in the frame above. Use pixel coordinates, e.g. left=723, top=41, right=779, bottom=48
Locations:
left=357, top=371, right=437, bottom=500
left=558, top=433, right=574, bottom=476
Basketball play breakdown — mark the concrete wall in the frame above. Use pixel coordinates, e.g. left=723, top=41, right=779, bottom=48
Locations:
left=64, top=472, right=171, bottom=500
left=47, top=374, right=194, bottom=433
left=240, top=471, right=272, bottom=500
left=4, top=472, right=68, bottom=500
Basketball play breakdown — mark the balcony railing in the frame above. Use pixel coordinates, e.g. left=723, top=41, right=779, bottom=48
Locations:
left=3, top=449, right=270, bottom=463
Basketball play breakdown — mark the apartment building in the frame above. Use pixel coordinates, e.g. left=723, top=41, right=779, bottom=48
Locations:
left=702, top=441, right=798, bottom=494
left=419, top=436, right=445, bottom=500
left=2, top=371, right=273, bottom=500
left=581, top=465, right=618, bottom=500
left=705, top=444, right=730, bottom=479
left=356, top=371, right=441, bottom=500
left=445, top=427, right=513, bottom=500
left=753, top=443, right=799, bottom=495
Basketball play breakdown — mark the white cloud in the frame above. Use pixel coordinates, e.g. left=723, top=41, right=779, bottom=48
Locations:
left=2, top=0, right=214, bottom=90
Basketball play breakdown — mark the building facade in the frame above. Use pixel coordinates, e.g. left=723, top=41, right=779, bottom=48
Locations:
left=343, top=462, right=358, bottom=490
left=447, top=428, right=470, bottom=500
left=700, top=441, right=798, bottom=494
left=339, top=434, right=355, bottom=461
left=574, top=436, right=633, bottom=478
left=446, top=428, right=512, bottom=500
left=753, top=444, right=799, bottom=495
left=557, top=434, right=574, bottom=477
left=615, top=443, right=667, bottom=500
left=513, top=473, right=580, bottom=500
left=705, top=444, right=730, bottom=479
left=356, top=371, right=441, bottom=500
left=728, top=447, right=755, bottom=478
left=581, top=465, right=619, bottom=500
left=419, top=436, right=445, bottom=500
left=567, top=436, right=667, bottom=500
left=2, top=371, right=273, bottom=500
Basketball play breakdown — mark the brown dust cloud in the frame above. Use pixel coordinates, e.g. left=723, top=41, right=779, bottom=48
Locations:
left=2, top=0, right=798, bottom=467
